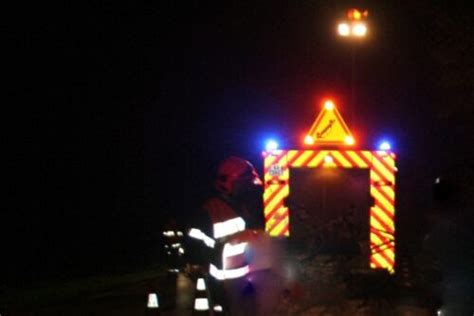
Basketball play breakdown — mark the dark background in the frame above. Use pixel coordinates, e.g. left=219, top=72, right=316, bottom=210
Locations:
left=6, top=1, right=474, bottom=284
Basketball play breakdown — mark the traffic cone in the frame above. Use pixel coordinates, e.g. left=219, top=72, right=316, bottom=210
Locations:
left=146, top=292, right=160, bottom=315
left=213, top=304, right=224, bottom=313
left=192, top=277, right=210, bottom=315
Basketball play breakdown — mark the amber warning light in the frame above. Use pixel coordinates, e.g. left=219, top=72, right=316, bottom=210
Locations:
left=304, top=100, right=355, bottom=147
left=347, top=9, right=368, bottom=20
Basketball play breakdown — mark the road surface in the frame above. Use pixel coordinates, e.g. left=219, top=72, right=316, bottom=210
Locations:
left=4, top=272, right=196, bottom=316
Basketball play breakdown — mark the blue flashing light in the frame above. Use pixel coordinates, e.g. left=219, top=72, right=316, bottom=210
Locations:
left=265, top=139, right=279, bottom=152
left=379, top=141, right=391, bottom=151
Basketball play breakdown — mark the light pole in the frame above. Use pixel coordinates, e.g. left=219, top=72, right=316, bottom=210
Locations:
left=336, top=9, right=368, bottom=128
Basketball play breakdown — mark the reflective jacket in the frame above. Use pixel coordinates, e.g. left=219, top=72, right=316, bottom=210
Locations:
left=187, top=197, right=249, bottom=280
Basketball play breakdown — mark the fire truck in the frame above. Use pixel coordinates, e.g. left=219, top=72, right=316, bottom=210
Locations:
left=260, top=99, right=403, bottom=314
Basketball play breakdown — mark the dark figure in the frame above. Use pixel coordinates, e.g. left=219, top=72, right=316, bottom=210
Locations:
left=185, top=157, right=282, bottom=315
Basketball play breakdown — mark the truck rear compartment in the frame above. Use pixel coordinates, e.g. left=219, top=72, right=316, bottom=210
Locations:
left=287, top=167, right=371, bottom=263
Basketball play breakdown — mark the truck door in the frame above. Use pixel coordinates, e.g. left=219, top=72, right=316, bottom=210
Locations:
left=287, top=167, right=371, bottom=264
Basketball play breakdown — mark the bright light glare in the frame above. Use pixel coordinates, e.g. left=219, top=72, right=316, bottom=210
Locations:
left=266, top=140, right=279, bottom=152
left=324, top=100, right=335, bottom=110
left=304, top=135, right=314, bottom=145
left=214, top=305, right=223, bottom=312
left=379, top=141, right=391, bottom=151
left=338, top=23, right=350, bottom=36
left=352, top=23, right=367, bottom=37
left=324, top=155, right=334, bottom=164
left=344, top=136, right=355, bottom=145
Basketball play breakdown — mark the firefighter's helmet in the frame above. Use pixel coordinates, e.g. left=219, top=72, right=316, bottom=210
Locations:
left=216, top=156, right=262, bottom=195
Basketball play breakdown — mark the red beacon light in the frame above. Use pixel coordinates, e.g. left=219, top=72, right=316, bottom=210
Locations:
left=324, top=100, right=335, bottom=111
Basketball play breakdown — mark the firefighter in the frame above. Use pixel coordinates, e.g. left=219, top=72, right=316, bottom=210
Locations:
left=185, top=156, right=282, bottom=315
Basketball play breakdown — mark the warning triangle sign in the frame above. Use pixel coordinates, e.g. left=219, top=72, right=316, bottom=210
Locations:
left=306, top=101, right=353, bottom=146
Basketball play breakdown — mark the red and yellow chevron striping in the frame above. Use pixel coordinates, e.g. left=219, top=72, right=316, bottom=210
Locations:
left=263, top=149, right=397, bottom=273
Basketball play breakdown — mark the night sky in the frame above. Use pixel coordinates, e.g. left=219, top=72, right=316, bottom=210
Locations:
left=7, top=1, right=474, bottom=283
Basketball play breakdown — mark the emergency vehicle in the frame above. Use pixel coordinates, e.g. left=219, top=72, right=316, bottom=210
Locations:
left=260, top=99, right=399, bottom=314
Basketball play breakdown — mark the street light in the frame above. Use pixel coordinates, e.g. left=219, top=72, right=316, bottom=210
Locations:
left=352, top=23, right=367, bottom=37
left=336, top=8, right=369, bottom=128
left=337, top=21, right=367, bottom=37
left=337, top=23, right=350, bottom=36
left=337, top=9, right=369, bottom=38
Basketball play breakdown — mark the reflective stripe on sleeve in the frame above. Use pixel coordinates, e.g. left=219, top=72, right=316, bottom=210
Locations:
left=188, top=228, right=216, bottom=248
left=213, top=217, right=246, bottom=239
